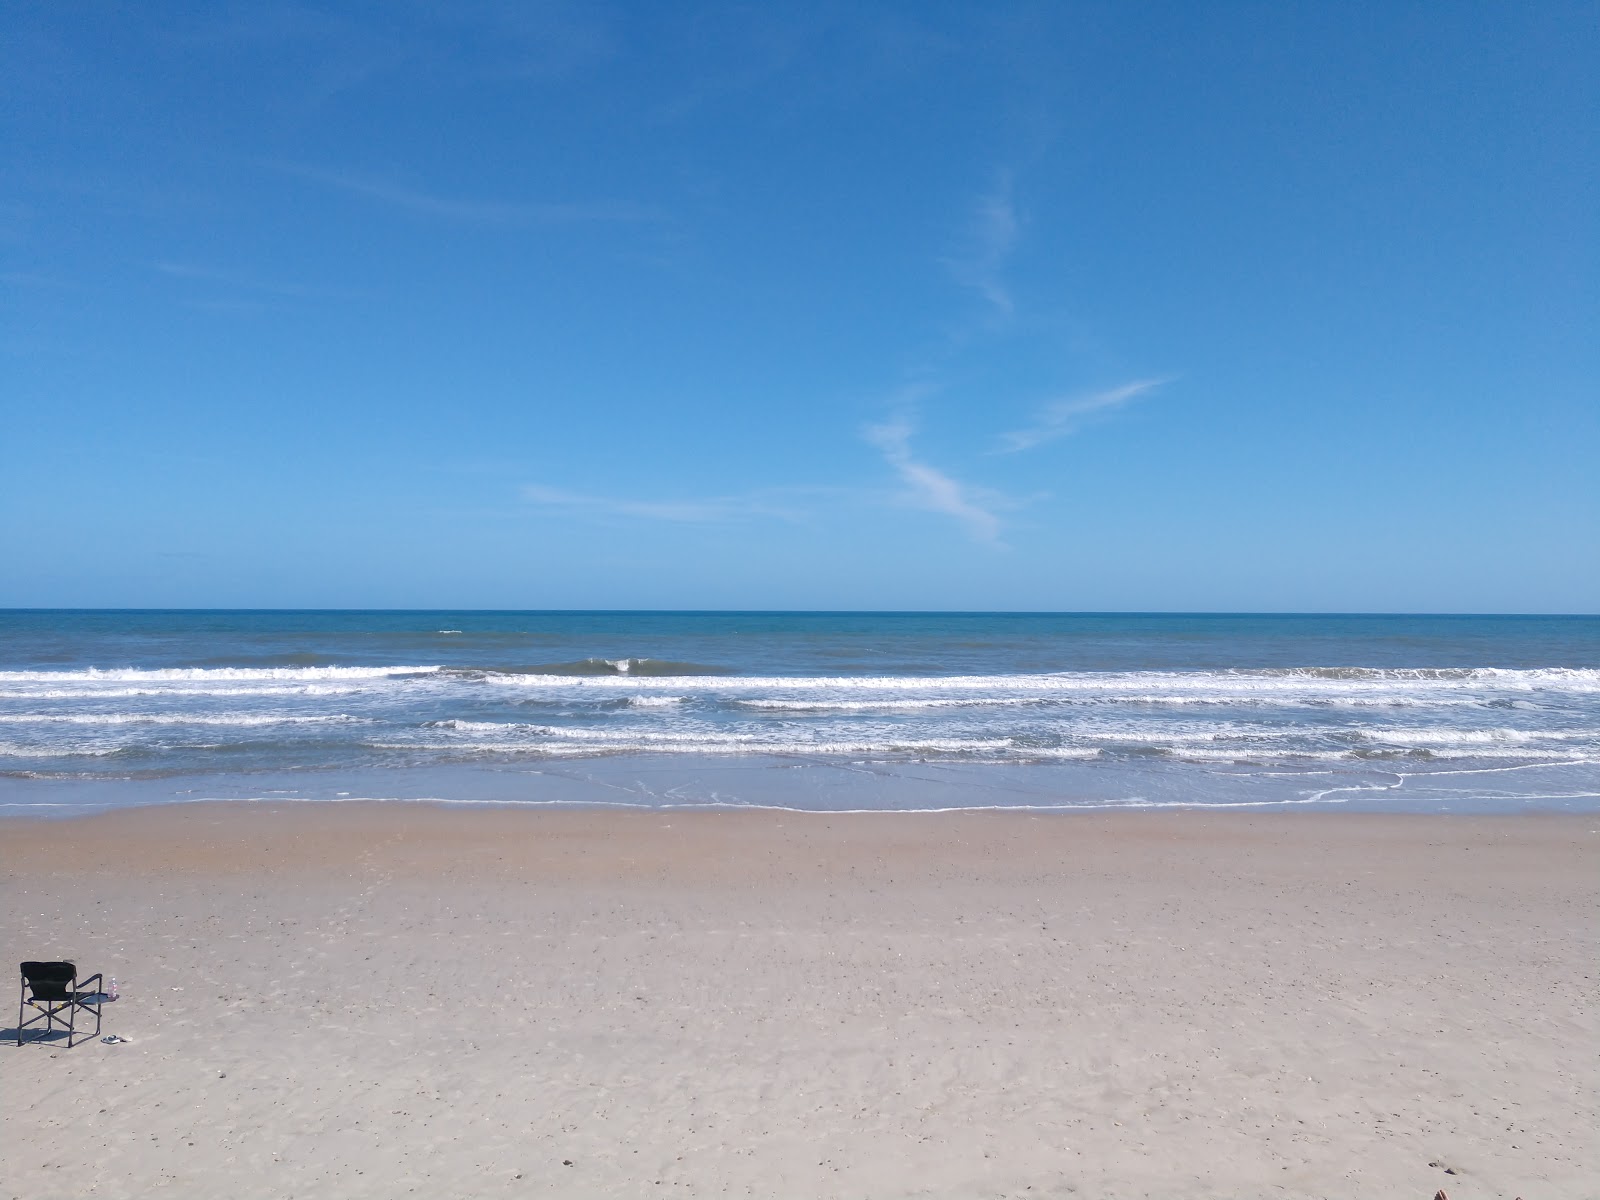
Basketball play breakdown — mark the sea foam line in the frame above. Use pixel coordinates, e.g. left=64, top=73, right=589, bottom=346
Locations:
left=0, top=713, right=360, bottom=726
left=482, top=665, right=1600, bottom=696
left=1361, top=726, right=1599, bottom=745
left=0, top=665, right=440, bottom=682
left=0, top=685, right=372, bottom=700
left=158, top=792, right=1349, bottom=813
left=367, top=736, right=1102, bottom=759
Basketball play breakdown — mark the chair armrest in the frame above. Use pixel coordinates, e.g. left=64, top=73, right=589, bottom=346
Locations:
left=78, top=973, right=103, bottom=990
left=75, top=973, right=103, bottom=1000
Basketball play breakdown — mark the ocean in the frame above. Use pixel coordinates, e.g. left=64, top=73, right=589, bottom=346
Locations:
left=2, top=610, right=1597, bottom=816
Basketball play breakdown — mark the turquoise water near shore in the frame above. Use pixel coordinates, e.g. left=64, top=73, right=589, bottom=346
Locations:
left=3, top=611, right=1597, bottom=814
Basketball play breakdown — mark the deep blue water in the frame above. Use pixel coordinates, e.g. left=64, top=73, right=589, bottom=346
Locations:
left=2, top=611, right=1597, bottom=815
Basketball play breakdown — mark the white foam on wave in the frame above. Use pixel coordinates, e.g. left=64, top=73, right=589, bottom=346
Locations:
left=734, top=697, right=1042, bottom=712
left=6, top=663, right=1594, bottom=696
left=1385, top=758, right=1600, bottom=779
left=0, top=665, right=440, bottom=683
left=1322, top=697, right=1492, bottom=708
left=1363, top=726, right=1598, bottom=746
left=0, top=741, right=125, bottom=758
left=370, top=730, right=1051, bottom=758
left=0, top=712, right=358, bottom=726
left=424, top=719, right=1060, bottom=754
left=0, top=684, right=372, bottom=700
left=1400, top=746, right=1590, bottom=762
left=1109, top=694, right=1495, bottom=708
left=1167, top=748, right=1355, bottom=763
left=626, top=696, right=684, bottom=708
left=1174, top=744, right=1589, bottom=764
left=481, top=666, right=1600, bottom=703
left=1242, top=666, right=1600, bottom=685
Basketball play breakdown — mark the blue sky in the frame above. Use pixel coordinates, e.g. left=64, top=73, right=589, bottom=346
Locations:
left=3, top=2, right=1596, bottom=611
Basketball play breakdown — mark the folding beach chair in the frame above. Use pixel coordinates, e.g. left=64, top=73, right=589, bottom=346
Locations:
left=17, top=962, right=105, bottom=1047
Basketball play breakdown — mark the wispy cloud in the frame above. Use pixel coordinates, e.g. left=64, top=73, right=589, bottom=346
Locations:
left=272, top=162, right=661, bottom=225
left=170, top=4, right=617, bottom=99
left=522, top=484, right=800, bottom=524
left=864, top=415, right=1004, bottom=543
left=944, top=172, right=1018, bottom=318
left=152, top=260, right=363, bottom=300
left=994, top=378, right=1170, bottom=454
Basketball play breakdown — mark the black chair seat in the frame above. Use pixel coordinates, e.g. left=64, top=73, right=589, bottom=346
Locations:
left=17, top=962, right=105, bottom=1047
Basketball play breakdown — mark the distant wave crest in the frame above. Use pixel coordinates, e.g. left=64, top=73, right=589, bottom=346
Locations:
left=474, top=658, right=734, bottom=677
left=0, top=665, right=440, bottom=683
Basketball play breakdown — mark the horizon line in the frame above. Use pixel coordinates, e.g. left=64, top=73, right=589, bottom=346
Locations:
left=1, top=608, right=1595, bottom=619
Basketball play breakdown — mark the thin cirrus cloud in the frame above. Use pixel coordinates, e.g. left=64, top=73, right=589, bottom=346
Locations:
left=521, top=484, right=799, bottom=524
left=270, top=162, right=662, bottom=225
left=994, top=378, right=1171, bottom=454
left=151, top=260, right=365, bottom=300
left=943, top=173, right=1018, bottom=318
left=864, top=417, right=1004, bottom=544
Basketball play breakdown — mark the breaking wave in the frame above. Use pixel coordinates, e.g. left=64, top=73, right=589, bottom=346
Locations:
left=0, top=665, right=439, bottom=683
left=4, top=656, right=1595, bottom=784
left=0, top=712, right=359, bottom=727
left=476, top=658, right=733, bottom=677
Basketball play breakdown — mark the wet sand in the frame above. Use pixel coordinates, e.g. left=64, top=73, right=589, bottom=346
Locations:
left=3, top=803, right=1595, bottom=1198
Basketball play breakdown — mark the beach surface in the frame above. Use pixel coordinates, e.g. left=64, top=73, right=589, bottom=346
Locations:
left=3, top=804, right=1594, bottom=1199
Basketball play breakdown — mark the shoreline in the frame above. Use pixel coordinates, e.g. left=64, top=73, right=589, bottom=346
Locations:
left=5, top=793, right=1598, bottom=825
left=3, top=798, right=1594, bottom=860
left=7, top=748, right=1599, bottom=820
left=4, top=802, right=1595, bottom=1198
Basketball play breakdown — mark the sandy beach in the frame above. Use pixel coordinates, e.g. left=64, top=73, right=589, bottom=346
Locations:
left=3, top=804, right=1594, bottom=1199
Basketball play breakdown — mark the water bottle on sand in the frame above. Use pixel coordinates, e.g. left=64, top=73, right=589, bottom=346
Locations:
left=108, top=977, right=119, bottom=1002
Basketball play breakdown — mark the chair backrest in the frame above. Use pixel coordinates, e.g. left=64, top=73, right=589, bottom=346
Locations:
left=20, top=961, right=76, bottom=1002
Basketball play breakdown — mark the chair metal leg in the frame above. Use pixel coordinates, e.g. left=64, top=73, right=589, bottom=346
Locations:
left=17, top=972, right=106, bottom=1048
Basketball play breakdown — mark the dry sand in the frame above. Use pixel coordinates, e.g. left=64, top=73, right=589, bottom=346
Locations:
left=2, top=803, right=1594, bottom=1199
